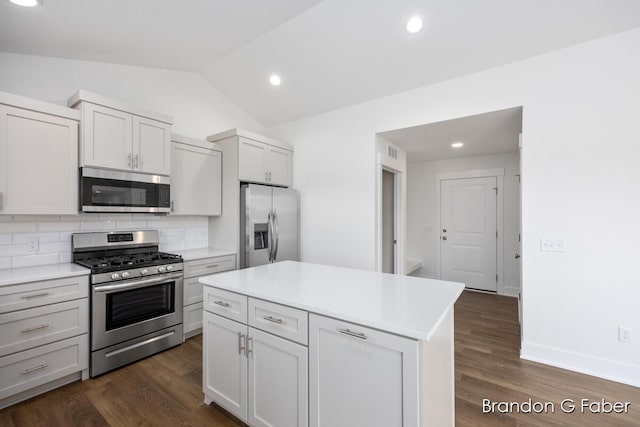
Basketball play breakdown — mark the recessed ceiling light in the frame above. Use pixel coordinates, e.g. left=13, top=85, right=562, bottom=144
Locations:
left=451, top=142, right=464, bottom=148
left=405, top=16, right=423, bottom=34
left=269, top=75, right=281, bottom=86
left=9, top=0, right=42, bottom=7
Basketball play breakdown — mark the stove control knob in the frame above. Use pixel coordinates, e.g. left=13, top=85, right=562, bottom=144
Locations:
left=121, top=272, right=130, bottom=278
left=111, top=273, right=120, bottom=280
left=166, top=265, right=173, bottom=271
left=140, top=268, right=149, bottom=275
left=158, top=266, right=166, bottom=273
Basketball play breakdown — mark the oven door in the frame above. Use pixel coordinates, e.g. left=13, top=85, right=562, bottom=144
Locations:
left=81, top=167, right=171, bottom=213
left=91, top=272, right=183, bottom=351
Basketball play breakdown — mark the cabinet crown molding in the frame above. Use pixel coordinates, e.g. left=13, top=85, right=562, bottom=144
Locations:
left=67, top=90, right=173, bottom=125
left=207, top=128, right=293, bottom=151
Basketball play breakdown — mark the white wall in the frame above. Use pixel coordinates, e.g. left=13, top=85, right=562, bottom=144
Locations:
left=406, top=152, right=520, bottom=297
left=268, top=29, right=640, bottom=386
left=0, top=52, right=265, bottom=138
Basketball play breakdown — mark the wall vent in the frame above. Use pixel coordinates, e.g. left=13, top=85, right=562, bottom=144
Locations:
left=387, top=145, right=398, bottom=160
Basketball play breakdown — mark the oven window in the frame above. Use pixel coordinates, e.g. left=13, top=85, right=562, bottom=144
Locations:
left=106, top=283, right=175, bottom=330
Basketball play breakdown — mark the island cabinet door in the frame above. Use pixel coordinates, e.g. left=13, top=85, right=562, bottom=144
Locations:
left=248, top=327, right=308, bottom=427
left=203, top=312, right=248, bottom=422
left=309, top=314, right=419, bottom=427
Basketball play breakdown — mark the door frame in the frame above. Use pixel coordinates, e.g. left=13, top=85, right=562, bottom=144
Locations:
left=435, top=168, right=505, bottom=293
left=376, top=164, right=404, bottom=274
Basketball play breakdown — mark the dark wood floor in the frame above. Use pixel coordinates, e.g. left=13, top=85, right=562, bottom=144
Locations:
left=1, top=291, right=638, bottom=426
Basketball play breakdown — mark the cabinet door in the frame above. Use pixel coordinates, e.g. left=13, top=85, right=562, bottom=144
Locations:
left=0, top=105, right=78, bottom=215
left=171, top=142, right=222, bottom=215
left=248, top=327, right=308, bottom=427
left=133, top=116, right=171, bottom=175
left=267, top=146, right=292, bottom=187
left=81, top=103, right=132, bottom=171
left=203, top=312, right=248, bottom=422
left=238, top=137, right=268, bottom=184
left=309, top=314, right=419, bottom=427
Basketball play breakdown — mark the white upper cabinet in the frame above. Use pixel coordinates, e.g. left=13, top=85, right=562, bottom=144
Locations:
left=208, top=129, right=293, bottom=187
left=0, top=94, right=79, bottom=215
left=69, top=91, right=172, bottom=176
left=171, top=135, right=222, bottom=216
left=133, top=116, right=171, bottom=175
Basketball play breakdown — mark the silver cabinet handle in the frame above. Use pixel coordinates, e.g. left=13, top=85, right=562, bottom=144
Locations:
left=214, top=300, right=230, bottom=308
left=239, top=333, right=245, bottom=355
left=515, top=253, right=521, bottom=259
left=205, top=264, right=219, bottom=269
left=338, top=328, right=368, bottom=340
left=265, top=171, right=268, bottom=182
left=247, top=336, right=253, bottom=357
left=268, top=172, right=272, bottom=181
left=128, top=153, right=132, bottom=168
left=21, top=324, right=50, bottom=333
left=21, top=364, right=48, bottom=374
left=263, top=316, right=283, bottom=324
left=171, top=200, right=174, bottom=212
left=442, top=236, right=447, bottom=241
left=21, top=292, right=50, bottom=299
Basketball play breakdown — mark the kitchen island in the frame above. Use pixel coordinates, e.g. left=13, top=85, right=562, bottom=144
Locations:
left=199, top=261, right=464, bottom=427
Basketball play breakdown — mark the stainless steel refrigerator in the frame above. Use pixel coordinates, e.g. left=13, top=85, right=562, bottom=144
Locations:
left=240, top=183, right=298, bottom=268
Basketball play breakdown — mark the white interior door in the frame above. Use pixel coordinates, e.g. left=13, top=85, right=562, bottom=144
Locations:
left=440, top=177, right=497, bottom=291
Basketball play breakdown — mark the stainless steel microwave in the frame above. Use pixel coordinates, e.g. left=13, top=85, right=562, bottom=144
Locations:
left=80, top=167, right=170, bottom=213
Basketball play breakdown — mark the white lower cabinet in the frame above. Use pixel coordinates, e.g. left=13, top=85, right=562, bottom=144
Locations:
left=0, top=274, right=89, bottom=409
left=203, top=311, right=248, bottom=420
left=203, top=296, right=308, bottom=427
left=183, top=254, right=236, bottom=339
left=308, top=314, right=419, bottom=427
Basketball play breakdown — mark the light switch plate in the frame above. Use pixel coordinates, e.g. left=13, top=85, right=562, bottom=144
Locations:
left=540, top=238, right=565, bottom=252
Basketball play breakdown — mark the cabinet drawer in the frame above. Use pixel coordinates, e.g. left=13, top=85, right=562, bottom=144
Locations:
left=248, top=298, right=308, bottom=345
left=0, top=299, right=88, bottom=357
left=203, top=287, right=247, bottom=323
left=184, top=255, right=235, bottom=279
left=184, top=302, right=203, bottom=336
left=184, top=277, right=203, bottom=305
left=0, top=334, right=88, bottom=401
left=0, top=276, right=89, bottom=314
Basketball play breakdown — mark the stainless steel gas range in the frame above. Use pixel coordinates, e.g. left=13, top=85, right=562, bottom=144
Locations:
left=72, top=230, right=183, bottom=377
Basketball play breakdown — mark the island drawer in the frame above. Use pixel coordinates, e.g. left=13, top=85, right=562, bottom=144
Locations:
left=203, top=287, right=247, bottom=323
left=0, top=275, right=89, bottom=314
left=248, top=298, right=308, bottom=345
left=0, top=299, right=88, bottom=357
left=184, top=255, right=235, bottom=279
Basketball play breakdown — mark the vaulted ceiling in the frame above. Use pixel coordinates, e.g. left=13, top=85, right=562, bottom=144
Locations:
left=1, top=0, right=640, bottom=126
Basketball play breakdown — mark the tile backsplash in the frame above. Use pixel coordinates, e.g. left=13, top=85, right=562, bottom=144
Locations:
left=0, top=214, right=209, bottom=270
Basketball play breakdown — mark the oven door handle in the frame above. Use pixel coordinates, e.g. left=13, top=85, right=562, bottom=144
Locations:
left=93, top=272, right=183, bottom=293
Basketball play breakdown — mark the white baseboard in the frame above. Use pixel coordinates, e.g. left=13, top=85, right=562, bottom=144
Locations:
left=521, top=341, right=640, bottom=388
left=499, top=286, right=519, bottom=298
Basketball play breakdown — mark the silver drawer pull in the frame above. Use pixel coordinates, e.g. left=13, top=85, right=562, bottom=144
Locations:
left=205, top=264, right=220, bottom=269
left=21, top=292, right=50, bottom=299
left=263, top=316, right=284, bottom=324
left=239, top=333, right=246, bottom=355
left=214, top=300, right=230, bottom=308
left=21, top=364, right=49, bottom=374
left=21, top=324, right=50, bottom=333
left=338, top=328, right=368, bottom=340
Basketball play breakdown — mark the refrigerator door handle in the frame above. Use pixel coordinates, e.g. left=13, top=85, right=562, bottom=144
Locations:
left=267, top=211, right=273, bottom=262
left=273, top=210, right=280, bottom=261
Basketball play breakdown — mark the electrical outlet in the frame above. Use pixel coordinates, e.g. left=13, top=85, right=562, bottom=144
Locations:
left=618, top=327, right=633, bottom=343
left=540, top=238, right=565, bottom=252
left=26, top=237, right=39, bottom=251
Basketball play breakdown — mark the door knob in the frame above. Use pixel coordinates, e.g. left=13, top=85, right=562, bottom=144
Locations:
left=515, top=253, right=521, bottom=259
left=442, top=236, right=447, bottom=241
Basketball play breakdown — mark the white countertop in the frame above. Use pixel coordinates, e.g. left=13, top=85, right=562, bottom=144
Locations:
left=177, top=247, right=236, bottom=262
left=0, top=263, right=90, bottom=287
left=200, top=261, right=464, bottom=341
